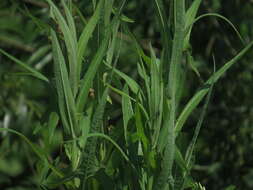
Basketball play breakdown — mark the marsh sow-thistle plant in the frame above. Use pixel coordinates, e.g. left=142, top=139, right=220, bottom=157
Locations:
left=0, top=0, right=253, bottom=189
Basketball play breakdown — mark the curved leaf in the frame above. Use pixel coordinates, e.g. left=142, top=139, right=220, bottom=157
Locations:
left=0, top=49, right=49, bottom=82
left=175, top=40, right=253, bottom=136
left=0, top=128, right=63, bottom=178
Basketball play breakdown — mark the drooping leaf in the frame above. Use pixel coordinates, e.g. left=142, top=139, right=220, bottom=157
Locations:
left=87, top=133, right=130, bottom=162
left=104, top=62, right=143, bottom=98
left=175, top=40, right=253, bottom=136
left=0, top=49, right=49, bottom=82
left=0, top=128, right=63, bottom=178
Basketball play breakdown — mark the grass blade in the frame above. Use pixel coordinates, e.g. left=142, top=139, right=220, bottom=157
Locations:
left=46, top=0, right=78, bottom=95
left=192, top=13, right=244, bottom=44
left=87, top=133, right=130, bottom=162
left=81, top=88, right=109, bottom=188
left=153, top=0, right=171, bottom=74
left=48, top=112, right=59, bottom=144
left=104, top=62, right=142, bottom=97
left=104, top=0, right=114, bottom=26
left=0, top=49, right=49, bottom=82
left=153, top=0, right=166, bottom=29
left=184, top=0, right=202, bottom=50
left=134, top=101, right=149, bottom=152
left=76, top=26, right=111, bottom=113
left=61, top=0, right=77, bottom=45
left=0, top=128, right=63, bottom=178
left=149, top=44, right=163, bottom=147
left=185, top=0, right=202, bottom=28
left=175, top=40, right=253, bottom=136
left=185, top=67, right=214, bottom=168
left=122, top=85, right=134, bottom=146
left=179, top=61, right=215, bottom=190
left=155, top=0, right=185, bottom=189
left=77, top=0, right=105, bottom=79
left=51, top=29, right=77, bottom=137
left=28, top=45, right=51, bottom=64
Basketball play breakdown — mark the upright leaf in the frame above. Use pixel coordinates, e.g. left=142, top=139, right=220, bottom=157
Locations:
left=155, top=0, right=185, bottom=189
left=48, top=112, right=59, bottom=144
left=81, top=88, right=109, bottom=188
left=46, top=0, right=78, bottom=96
left=122, top=85, right=134, bottom=146
left=183, top=0, right=202, bottom=50
left=51, top=29, right=77, bottom=137
left=77, top=25, right=111, bottom=113
left=77, top=0, right=105, bottom=79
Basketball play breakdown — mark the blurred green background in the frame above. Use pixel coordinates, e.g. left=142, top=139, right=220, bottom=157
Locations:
left=0, top=0, right=253, bottom=189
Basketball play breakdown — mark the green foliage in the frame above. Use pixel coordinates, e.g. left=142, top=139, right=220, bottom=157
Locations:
left=0, top=0, right=253, bottom=189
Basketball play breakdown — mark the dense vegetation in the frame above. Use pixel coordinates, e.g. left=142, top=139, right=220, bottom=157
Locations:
left=0, top=0, right=253, bottom=189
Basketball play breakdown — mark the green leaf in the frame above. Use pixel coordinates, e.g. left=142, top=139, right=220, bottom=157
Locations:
left=106, top=19, right=120, bottom=66
left=175, top=40, right=253, bottom=136
left=24, top=7, right=51, bottom=33
left=155, top=0, right=185, bottom=189
left=184, top=0, right=202, bottom=50
left=153, top=0, right=166, bottom=29
left=186, top=51, right=202, bottom=80
left=134, top=102, right=148, bottom=152
left=104, top=62, right=141, bottom=96
left=79, top=104, right=93, bottom=149
left=81, top=88, right=109, bottom=185
left=120, top=14, right=134, bottom=23
left=105, top=82, right=149, bottom=122
left=44, top=170, right=82, bottom=188
left=48, top=112, right=59, bottom=144
left=184, top=6, right=244, bottom=51
left=224, top=185, right=236, bottom=190
left=0, top=128, right=63, bottom=178
left=105, top=83, right=136, bottom=102
left=153, top=0, right=171, bottom=75
left=185, top=67, right=214, bottom=168
left=185, top=0, right=202, bottom=28
left=28, top=45, right=51, bottom=64
left=122, top=24, right=152, bottom=65
left=122, top=85, right=134, bottom=146
left=51, top=28, right=81, bottom=170
left=175, top=146, right=188, bottom=172
left=61, top=0, right=77, bottom=46
left=104, top=0, right=114, bottom=26
left=46, top=0, right=78, bottom=96
left=112, top=8, right=134, bottom=23
left=87, top=133, right=130, bottom=162
left=51, top=29, right=77, bottom=137
left=77, top=26, right=111, bottom=113
left=149, top=44, right=164, bottom=148
left=149, top=43, right=160, bottom=120
left=190, top=13, right=244, bottom=45
left=77, top=0, right=105, bottom=79
left=0, top=49, right=49, bottom=82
